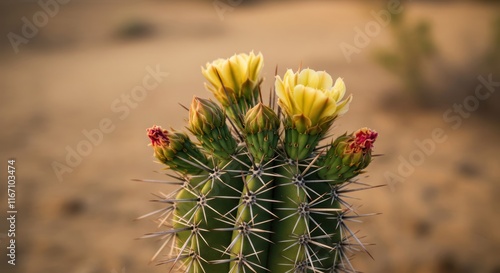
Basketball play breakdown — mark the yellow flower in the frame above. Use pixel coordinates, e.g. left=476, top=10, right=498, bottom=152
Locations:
left=275, top=68, right=352, bottom=130
left=202, top=52, right=263, bottom=107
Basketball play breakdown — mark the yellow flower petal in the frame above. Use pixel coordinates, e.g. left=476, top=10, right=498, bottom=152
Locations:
left=317, top=71, right=333, bottom=91
left=275, top=76, right=291, bottom=116
left=202, top=52, right=263, bottom=107
left=309, top=93, right=333, bottom=124
left=284, top=69, right=296, bottom=90
left=321, top=98, right=338, bottom=119
left=247, top=52, right=263, bottom=80
left=335, top=94, right=353, bottom=116
left=292, top=85, right=306, bottom=114
left=292, top=114, right=311, bottom=133
left=296, top=86, right=311, bottom=116
left=275, top=68, right=352, bottom=129
left=298, top=69, right=315, bottom=87
left=221, top=61, right=237, bottom=91
left=201, top=64, right=220, bottom=87
left=330, top=77, right=346, bottom=101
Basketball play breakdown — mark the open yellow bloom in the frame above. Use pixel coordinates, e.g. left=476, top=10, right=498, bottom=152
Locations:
left=202, top=52, right=263, bottom=107
left=275, top=68, right=352, bottom=130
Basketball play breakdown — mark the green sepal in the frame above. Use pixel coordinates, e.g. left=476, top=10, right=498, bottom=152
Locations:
left=189, top=98, right=237, bottom=160
left=283, top=127, right=322, bottom=161
left=244, top=103, right=280, bottom=162
left=149, top=128, right=208, bottom=175
left=318, top=131, right=376, bottom=183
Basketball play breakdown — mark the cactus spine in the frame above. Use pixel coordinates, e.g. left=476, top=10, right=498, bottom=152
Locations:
left=139, top=52, right=379, bottom=273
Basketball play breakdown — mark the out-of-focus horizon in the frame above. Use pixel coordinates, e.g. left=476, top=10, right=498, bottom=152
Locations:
left=0, top=0, right=499, bottom=273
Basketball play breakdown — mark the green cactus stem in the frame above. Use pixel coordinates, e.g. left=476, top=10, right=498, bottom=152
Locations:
left=137, top=53, right=380, bottom=273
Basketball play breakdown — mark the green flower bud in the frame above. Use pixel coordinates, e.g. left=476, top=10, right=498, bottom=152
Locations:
left=244, top=103, right=280, bottom=162
left=189, top=97, right=226, bottom=136
left=147, top=125, right=207, bottom=175
left=318, top=127, right=378, bottom=183
left=188, top=97, right=237, bottom=159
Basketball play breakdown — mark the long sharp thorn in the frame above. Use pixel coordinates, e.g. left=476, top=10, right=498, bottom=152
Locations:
left=135, top=206, right=173, bottom=221
left=231, top=154, right=252, bottom=169
left=255, top=202, right=279, bottom=218
left=246, top=235, right=261, bottom=263
left=150, top=234, right=173, bottom=262
left=226, top=113, right=244, bottom=142
left=341, top=223, right=374, bottom=260
left=176, top=156, right=212, bottom=172
left=261, top=154, right=281, bottom=168
left=215, top=176, right=242, bottom=194
left=301, top=151, right=323, bottom=176
left=132, top=178, right=184, bottom=185
left=179, top=103, right=189, bottom=111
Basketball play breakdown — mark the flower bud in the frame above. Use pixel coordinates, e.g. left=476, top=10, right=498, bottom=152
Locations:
left=147, top=125, right=207, bottom=175
left=189, top=97, right=226, bottom=136
left=188, top=97, right=237, bottom=159
left=244, top=103, right=280, bottom=162
left=318, top=128, right=378, bottom=183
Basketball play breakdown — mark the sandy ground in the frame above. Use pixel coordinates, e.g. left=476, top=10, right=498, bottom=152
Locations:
left=0, top=1, right=499, bottom=273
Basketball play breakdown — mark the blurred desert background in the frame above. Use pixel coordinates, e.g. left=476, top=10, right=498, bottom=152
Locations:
left=1, top=0, right=499, bottom=272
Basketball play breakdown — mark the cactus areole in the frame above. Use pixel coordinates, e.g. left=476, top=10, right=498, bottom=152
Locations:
left=139, top=52, right=379, bottom=273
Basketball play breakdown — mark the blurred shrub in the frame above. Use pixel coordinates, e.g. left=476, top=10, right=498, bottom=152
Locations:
left=373, top=11, right=436, bottom=107
left=483, top=16, right=500, bottom=72
left=114, top=18, right=155, bottom=40
left=374, top=8, right=500, bottom=118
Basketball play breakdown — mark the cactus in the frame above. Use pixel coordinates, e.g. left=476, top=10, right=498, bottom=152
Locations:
left=138, top=52, right=379, bottom=273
